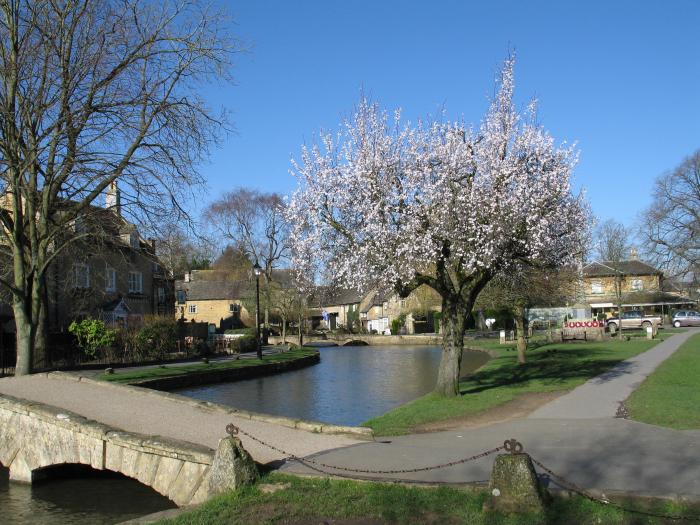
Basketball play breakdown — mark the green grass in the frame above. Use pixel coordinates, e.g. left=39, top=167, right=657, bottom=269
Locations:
left=365, top=332, right=680, bottom=436
left=626, top=332, right=700, bottom=429
left=96, top=348, right=318, bottom=384
left=158, top=472, right=700, bottom=525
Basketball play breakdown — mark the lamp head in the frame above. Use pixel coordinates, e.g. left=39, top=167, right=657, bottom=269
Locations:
left=253, top=262, right=263, bottom=276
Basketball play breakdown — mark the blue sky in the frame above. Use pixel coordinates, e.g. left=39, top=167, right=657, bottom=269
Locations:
left=199, top=0, right=700, bottom=227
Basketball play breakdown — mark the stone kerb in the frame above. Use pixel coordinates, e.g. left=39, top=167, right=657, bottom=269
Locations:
left=0, top=393, right=216, bottom=506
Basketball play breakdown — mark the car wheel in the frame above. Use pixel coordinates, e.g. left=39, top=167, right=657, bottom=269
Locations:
left=641, top=321, right=651, bottom=329
left=607, top=322, right=617, bottom=331
left=673, top=320, right=681, bottom=328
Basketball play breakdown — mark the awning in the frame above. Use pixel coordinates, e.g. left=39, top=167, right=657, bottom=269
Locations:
left=590, top=302, right=614, bottom=308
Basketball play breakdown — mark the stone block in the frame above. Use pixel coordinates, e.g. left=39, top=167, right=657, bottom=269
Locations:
left=205, top=436, right=258, bottom=498
left=105, top=442, right=124, bottom=472
left=152, top=456, right=185, bottom=497
left=168, top=461, right=209, bottom=506
left=134, top=451, right=161, bottom=486
left=485, top=453, right=546, bottom=514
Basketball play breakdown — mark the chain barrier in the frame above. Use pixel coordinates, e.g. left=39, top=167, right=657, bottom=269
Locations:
left=227, top=423, right=700, bottom=521
left=226, top=423, right=503, bottom=476
left=530, top=456, right=700, bottom=522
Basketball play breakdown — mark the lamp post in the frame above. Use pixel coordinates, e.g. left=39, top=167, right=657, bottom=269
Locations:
left=253, top=261, right=263, bottom=359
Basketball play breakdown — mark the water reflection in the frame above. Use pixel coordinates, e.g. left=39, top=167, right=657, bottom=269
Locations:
left=0, top=464, right=175, bottom=525
left=175, top=345, right=490, bottom=426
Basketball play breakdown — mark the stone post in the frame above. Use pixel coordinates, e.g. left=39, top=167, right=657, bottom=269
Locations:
left=206, top=436, right=258, bottom=498
left=484, top=440, right=546, bottom=514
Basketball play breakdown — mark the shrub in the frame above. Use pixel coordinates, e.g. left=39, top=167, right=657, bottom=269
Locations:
left=228, top=334, right=257, bottom=354
left=433, top=311, right=442, bottom=334
left=135, top=316, right=178, bottom=360
left=68, top=318, right=117, bottom=359
left=391, top=313, right=407, bottom=335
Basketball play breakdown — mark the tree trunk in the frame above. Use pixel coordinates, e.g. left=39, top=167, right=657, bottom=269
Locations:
left=13, top=303, right=34, bottom=376
left=297, top=311, right=303, bottom=347
left=281, top=315, right=286, bottom=344
left=514, top=304, right=527, bottom=365
left=434, top=300, right=467, bottom=397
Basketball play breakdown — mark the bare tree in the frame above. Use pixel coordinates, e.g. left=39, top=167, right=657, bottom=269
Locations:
left=595, top=219, right=632, bottom=338
left=205, top=188, right=290, bottom=328
left=640, top=150, right=700, bottom=283
left=0, top=0, right=237, bottom=374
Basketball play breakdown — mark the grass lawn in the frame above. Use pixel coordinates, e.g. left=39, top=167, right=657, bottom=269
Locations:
left=96, top=348, right=318, bottom=384
left=365, top=331, right=681, bottom=436
left=626, top=332, right=700, bottom=429
left=158, top=473, right=700, bottom=525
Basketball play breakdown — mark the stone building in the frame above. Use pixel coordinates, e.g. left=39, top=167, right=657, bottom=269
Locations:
left=175, top=273, right=252, bottom=330
left=582, top=258, right=696, bottom=319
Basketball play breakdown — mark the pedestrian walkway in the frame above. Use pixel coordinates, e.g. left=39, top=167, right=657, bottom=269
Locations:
left=529, top=328, right=699, bottom=419
left=0, top=373, right=362, bottom=465
left=280, top=328, right=700, bottom=497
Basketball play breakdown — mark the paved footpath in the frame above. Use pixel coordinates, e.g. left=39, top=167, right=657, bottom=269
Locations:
left=0, top=373, right=362, bottom=465
left=284, top=328, right=700, bottom=498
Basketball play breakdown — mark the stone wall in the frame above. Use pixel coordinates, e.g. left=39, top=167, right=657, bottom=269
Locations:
left=0, top=393, right=217, bottom=506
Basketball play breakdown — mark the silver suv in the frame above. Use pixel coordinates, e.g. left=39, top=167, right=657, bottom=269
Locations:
left=671, top=310, right=700, bottom=327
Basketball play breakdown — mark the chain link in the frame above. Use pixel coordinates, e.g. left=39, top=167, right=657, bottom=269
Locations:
left=227, top=423, right=700, bottom=521
left=531, top=456, right=700, bottom=522
left=227, top=423, right=504, bottom=475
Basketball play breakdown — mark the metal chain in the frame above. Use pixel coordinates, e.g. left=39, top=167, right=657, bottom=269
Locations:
left=531, top=456, right=700, bottom=522
left=226, top=423, right=504, bottom=475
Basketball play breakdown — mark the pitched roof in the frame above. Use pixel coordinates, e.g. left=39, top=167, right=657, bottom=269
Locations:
left=583, top=260, right=662, bottom=278
left=324, top=288, right=364, bottom=306
left=360, top=291, right=388, bottom=313
left=175, top=280, right=248, bottom=301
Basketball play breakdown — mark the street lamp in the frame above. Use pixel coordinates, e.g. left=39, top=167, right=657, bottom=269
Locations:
left=253, top=261, right=263, bottom=359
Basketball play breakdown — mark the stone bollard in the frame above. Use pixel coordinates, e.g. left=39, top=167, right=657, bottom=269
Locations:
left=646, top=325, right=653, bottom=339
left=500, top=330, right=506, bottom=344
left=484, top=440, right=546, bottom=514
left=206, top=435, right=258, bottom=497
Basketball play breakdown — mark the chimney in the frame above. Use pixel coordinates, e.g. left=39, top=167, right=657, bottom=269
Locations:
left=630, top=247, right=638, bottom=260
left=184, top=272, right=190, bottom=283
left=105, top=181, right=121, bottom=216
left=149, top=238, right=156, bottom=252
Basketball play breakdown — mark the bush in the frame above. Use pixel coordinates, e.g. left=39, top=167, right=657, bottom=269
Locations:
left=68, top=318, right=117, bottom=359
left=391, top=313, right=407, bottom=335
left=433, top=311, right=442, bottom=334
left=228, top=335, right=257, bottom=354
left=135, top=316, right=178, bottom=361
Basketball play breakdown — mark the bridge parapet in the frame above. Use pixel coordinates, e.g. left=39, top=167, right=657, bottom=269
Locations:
left=0, top=393, right=221, bottom=506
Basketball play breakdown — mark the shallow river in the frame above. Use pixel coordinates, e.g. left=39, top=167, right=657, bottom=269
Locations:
left=175, top=344, right=490, bottom=426
left=0, top=465, right=175, bottom=525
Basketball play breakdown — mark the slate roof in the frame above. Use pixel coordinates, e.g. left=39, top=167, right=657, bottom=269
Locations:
left=324, top=288, right=364, bottom=306
left=175, top=280, right=249, bottom=301
left=361, top=291, right=388, bottom=313
left=582, top=260, right=662, bottom=278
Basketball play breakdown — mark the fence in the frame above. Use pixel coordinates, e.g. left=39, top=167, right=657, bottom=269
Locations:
left=226, top=423, right=700, bottom=522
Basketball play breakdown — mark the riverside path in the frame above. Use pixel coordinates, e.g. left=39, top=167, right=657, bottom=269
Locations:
left=283, top=328, right=700, bottom=499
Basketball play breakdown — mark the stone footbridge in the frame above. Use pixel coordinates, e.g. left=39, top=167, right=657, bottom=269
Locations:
left=0, top=373, right=366, bottom=505
left=269, top=333, right=442, bottom=346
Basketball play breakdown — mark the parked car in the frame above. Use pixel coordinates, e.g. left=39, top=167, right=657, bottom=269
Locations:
left=671, top=310, right=700, bottom=328
left=606, top=310, right=662, bottom=331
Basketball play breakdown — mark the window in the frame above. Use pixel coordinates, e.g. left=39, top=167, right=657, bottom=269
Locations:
left=229, top=303, right=240, bottom=313
left=105, top=267, right=116, bottom=292
left=73, top=263, right=90, bottom=289
left=128, top=271, right=143, bottom=294
left=176, top=290, right=186, bottom=304
left=630, top=279, right=643, bottom=292
left=591, top=281, right=603, bottom=295
left=72, top=215, right=87, bottom=234
left=188, top=304, right=197, bottom=314
left=157, top=287, right=165, bottom=304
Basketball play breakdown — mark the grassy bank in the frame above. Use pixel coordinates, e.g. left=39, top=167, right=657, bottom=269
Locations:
left=158, top=473, right=699, bottom=525
left=365, top=332, right=680, bottom=436
left=96, top=348, right=318, bottom=384
left=626, top=332, right=700, bottom=429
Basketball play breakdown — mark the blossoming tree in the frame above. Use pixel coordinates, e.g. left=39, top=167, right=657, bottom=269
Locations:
left=288, top=59, right=588, bottom=396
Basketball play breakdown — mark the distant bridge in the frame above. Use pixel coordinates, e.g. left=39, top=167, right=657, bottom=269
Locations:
left=268, top=333, right=443, bottom=347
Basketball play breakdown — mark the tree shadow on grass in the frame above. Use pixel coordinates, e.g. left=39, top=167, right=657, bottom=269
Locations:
left=459, top=347, right=637, bottom=395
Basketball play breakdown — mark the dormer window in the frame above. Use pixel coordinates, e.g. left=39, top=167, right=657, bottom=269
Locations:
left=591, top=281, right=603, bottom=295
left=631, top=279, right=643, bottom=292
